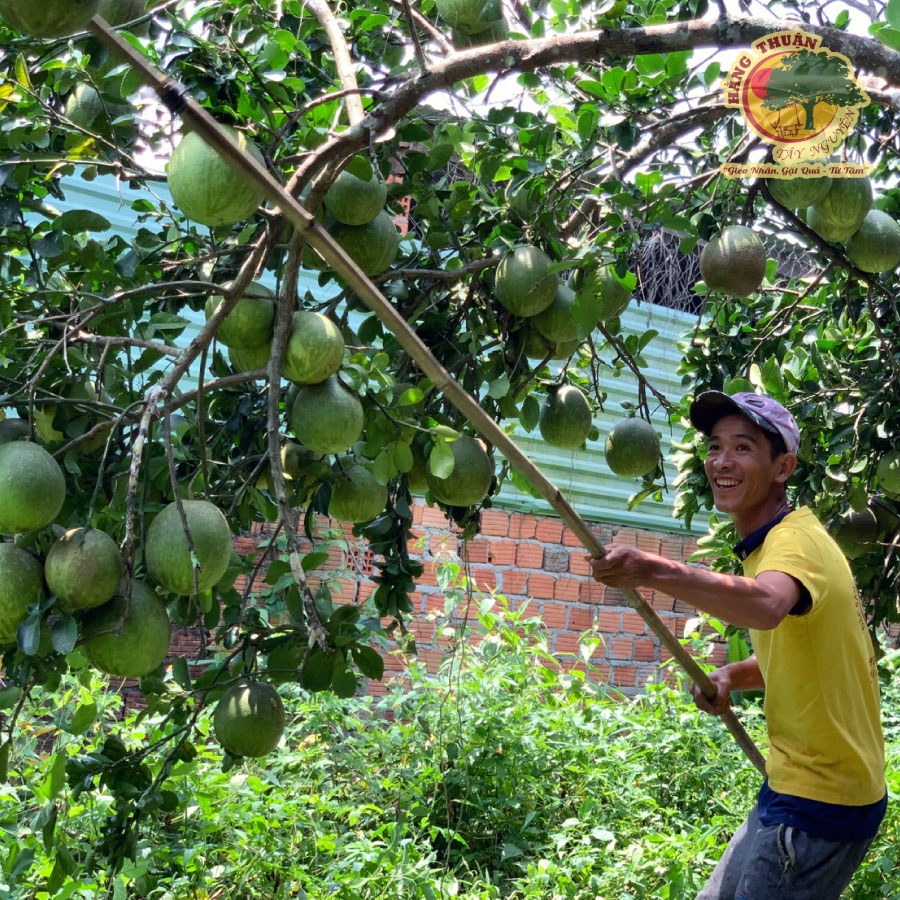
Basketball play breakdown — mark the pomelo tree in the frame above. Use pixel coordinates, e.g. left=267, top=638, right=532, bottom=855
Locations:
left=1, top=0, right=899, bottom=884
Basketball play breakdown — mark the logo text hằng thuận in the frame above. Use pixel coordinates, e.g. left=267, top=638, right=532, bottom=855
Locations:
left=720, top=29, right=871, bottom=180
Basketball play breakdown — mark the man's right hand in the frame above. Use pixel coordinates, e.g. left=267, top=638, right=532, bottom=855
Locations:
left=690, top=667, right=734, bottom=717
left=690, top=656, right=765, bottom=716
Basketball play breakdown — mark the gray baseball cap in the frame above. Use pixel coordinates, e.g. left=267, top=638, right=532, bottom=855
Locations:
left=690, top=391, right=800, bottom=455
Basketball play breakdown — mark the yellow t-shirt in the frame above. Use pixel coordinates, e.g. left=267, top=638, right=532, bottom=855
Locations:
left=745, top=507, right=885, bottom=806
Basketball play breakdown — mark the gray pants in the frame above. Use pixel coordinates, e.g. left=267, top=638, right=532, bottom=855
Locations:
left=696, top=803, right=874, bottom=899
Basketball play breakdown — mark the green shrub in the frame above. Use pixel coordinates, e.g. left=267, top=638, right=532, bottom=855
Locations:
left=0, top=590, right=897, bottom=898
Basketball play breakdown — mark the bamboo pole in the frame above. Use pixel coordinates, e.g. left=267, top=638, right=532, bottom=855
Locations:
left=87, top=17, right=766, bottom=776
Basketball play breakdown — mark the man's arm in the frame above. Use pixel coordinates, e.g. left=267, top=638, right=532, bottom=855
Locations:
left=690, top=656, right=764, bottom=716
left=587, top=544, right=801, bottom=630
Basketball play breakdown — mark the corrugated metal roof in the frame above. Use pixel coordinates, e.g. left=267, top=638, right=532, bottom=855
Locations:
left=46, top=175, right=703, bottom=533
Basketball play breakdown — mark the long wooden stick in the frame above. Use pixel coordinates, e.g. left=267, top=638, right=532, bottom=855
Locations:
left=87, top=17, right=766, bottom=775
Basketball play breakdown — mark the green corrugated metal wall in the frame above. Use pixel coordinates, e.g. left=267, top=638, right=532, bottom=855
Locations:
left=46, top=175, right=703, bottom=534
left=500, top=301, right=698, bottom=533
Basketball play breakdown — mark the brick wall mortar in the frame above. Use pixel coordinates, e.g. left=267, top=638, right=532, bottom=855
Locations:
left=182, top=500, right=898, bottom=699
left=265, top=501, right=721, bottom=697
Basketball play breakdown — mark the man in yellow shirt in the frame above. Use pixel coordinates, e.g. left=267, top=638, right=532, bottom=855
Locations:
left=588, top=391, right=886, bottom=899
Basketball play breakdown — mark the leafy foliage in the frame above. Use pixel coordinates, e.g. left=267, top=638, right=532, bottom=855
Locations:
left=1, top=595, right=898, bottom=897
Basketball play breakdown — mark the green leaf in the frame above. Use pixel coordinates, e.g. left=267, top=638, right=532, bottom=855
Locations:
left=886, top=0, right=900, bottom=28
left=332, top=662, right=358, bottom=698
left=426, top=142, right=455, bottom=170
left=301, top=650, right=334, bottom=692
left=520, top=395, right=540, bottom=432
left=703, top=61, right=721, bottom=88
left=0, top=686, right=21, bottom=710
left=351, top=644, right=384, bottom=680
left=877, top=26, right=900, bottom=49
left=344, top=155, right=374, bottom=181
left=486, top=374, right=510, bottom=399
left=17, top=614, right=42, bottom=657
left=56, top=209, right=111, bottom=233
left=9, top=847, right=35, bottom=882
left=727, top=631, right=752, bottom=664
left=68, top=702, right=98, bottom=736
left=171, top=657, right=192, bottom=691
left=601, top=67, right=626, bottom=97
left=41, top=753, right=67, bottom=802
left=52, top=617, right=78, bottom=655
left=428, top=440, right=455, bottom=479
left=392, top=441, right=413, bottom=473
left=302, top=550, right=330, bottom=571
left=32, top=237, right=63, bottom=258
left=572, top=290, right=602, bottom=337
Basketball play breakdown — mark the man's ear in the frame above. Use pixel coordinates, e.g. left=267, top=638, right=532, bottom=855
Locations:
left=776, top=452, right=798, bottom=483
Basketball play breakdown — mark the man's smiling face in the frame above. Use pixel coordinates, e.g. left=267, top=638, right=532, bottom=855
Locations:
left=703, top=413, right=795, bottom=535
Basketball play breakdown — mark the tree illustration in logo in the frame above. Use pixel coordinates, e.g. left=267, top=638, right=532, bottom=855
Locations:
left=760, top=48, right=867, bottom=131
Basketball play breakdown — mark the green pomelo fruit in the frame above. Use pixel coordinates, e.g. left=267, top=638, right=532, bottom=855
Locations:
left=699, top=225, right=767, bottom=298
left=63, top=379, right=114, bottom=454
left=205, top=282, right=275, bottom=350
left=145, top=499, right=233, bottom=596
left=873, top=500, right=900, bottom=535
left=450, top=14, right=508, bottom=46
left=324, top=162, right=388, bottom=226
left=167, top=127, right=266, bottom=227
left=539, top=385, right=593, bottom=450
left=330, top=210, right=400, bottom=276
left=290, top=375, right=364, bottom=455
left=45, top=527, right=124, bottom=611
left=282, top=311, right=345, bottom=385
left=517, top=325, right=582, bottom=362
left=426, top=436, right=493, bottom=507
left=495, top=246, right=557, bottom=317
left=531, top=284, right=584, bottom=343
left=572, top=265, right=632, bottom=322
left=329, top=464, right=388, bottom=524
left=507, top=180, right=540, bottom=220
left=281, top=441, right=324, bottom=480
left=808, top=205, right=859, bottom=243
left=809, top=177, right=873, bottom=240
left=213, top=680, right=285, bottom=757
left=82, top=580, right=171, bottom=677
left=98, top=0, right=147, bottom=28
left=434, top=0, right=502, bottom=34
left=0, top=441, right=66, bottom=534
left=831, top=508, right=879, bottom=560
left=767, top=175, right=832, bottom=209
left=604, top=418, right=661, bottom=478
left=877, top=450, right=900, bottom=496
left=0, top=545, right=45, bottom=644
left=845, top=210, right=900, bottom=273
left=64, top=84, right=131, bottom=134
left=0, top=0, right=99, bottom=37
left=0, top=418, right=30, bottom=443
left=228, top=341, right=271, bottom=375
left=406, top=443, right=430, bottom=494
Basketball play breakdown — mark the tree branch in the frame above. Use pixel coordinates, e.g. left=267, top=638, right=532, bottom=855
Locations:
left=302, top=0, right=366, bottom=128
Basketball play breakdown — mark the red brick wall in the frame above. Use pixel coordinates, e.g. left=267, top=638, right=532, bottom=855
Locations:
left=229, top=500, right=727, bottom=698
